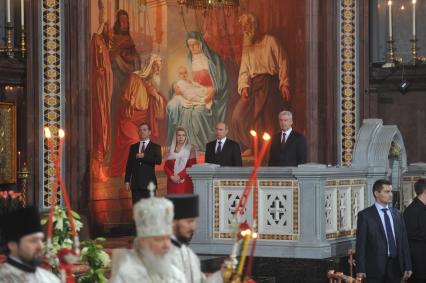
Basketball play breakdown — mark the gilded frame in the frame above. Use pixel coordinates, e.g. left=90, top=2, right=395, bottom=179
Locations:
left=0, top=102, right=17, bottom=184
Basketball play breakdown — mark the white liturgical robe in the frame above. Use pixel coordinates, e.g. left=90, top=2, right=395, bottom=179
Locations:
left=170, top=238, right=223, bottom=283
left=109, top=249, right=186, bottom=283
left=0, top=260, right=60, bottom=283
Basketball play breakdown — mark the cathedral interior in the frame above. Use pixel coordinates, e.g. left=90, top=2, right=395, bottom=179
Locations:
left=1, top=0, right=426, bottom=282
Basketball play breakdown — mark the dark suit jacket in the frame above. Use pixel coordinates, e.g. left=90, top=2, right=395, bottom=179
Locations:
left=268, top=130, right=307, bottom=166
left=356, top=205, right=412, bottom=279
left=403, top=197, right=426, bottom=279
left=125, top=141, right=162, bottom=193
left=205, top=138, right=242, bottom=166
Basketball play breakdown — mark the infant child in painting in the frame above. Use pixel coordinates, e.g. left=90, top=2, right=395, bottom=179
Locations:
left=172, top=66, right=214, bottom=109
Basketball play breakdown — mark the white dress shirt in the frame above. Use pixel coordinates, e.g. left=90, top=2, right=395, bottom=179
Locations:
left=281, top=128, right=292, bottom=143
left=374, top=202, right=396, bottom=256
left=139, top=139, right=150, bottom=153
left=215, top=137, right=227, bottom=153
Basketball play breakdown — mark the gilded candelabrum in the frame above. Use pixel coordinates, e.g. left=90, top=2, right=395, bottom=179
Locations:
left=0, top=24, right=27, bottom=58
left=17, top=163, right=30, bottom=206
left=383, top=36, right=402, bottom=68
left=410, top=36, right=426, bottom=65
left=20, top=26, right=26, bottom=58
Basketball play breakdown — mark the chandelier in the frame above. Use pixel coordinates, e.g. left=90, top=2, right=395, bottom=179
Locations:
left=177, top=0, right=239, bottom=9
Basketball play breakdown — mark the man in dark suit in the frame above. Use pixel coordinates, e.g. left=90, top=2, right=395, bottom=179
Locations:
left=403, top=178, right=426, bottom=283
left=268, top=110, right=306, bottom=166
left=356, top=179, right=412, bottom=283
left=205, top=122, right=242, bottom=166
left=125, top=122, right=162, bottom=204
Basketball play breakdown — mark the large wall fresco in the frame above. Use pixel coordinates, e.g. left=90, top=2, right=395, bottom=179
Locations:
left=89, top=1, right=306, bottom=215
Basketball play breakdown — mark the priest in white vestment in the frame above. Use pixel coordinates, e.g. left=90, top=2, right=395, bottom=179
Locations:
left=166, top=194, right=223, bottom=283
left=0, top=207, right=61, bottom=283
left=109, top=185, right=186, bottom=283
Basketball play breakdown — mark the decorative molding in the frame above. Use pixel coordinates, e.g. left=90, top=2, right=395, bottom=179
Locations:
left=324, top=178, right=365, bottom=239
left=213, top=179, right=299, bottom=241
left=338, top=0, right=358, bottom=166
left=40, top=0, right=63, bottom=209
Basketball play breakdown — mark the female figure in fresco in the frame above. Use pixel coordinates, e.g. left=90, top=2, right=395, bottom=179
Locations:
left=167, top=31, right=229, bottom=152
left=164, top=127, right=197, bottom=194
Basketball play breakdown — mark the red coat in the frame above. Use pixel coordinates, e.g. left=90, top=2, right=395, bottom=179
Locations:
left=164, top=158, right=196, bottom=194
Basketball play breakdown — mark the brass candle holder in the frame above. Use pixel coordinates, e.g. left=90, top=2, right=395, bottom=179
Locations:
left=0, top=23, right=27, bottom=58
left=383, top=36, right=402, bottom=68
left=410, top=36, right=425, bottom=65
left=18, top=162, right=31, bottom=206
left=20, top=26, right=26, bottom=58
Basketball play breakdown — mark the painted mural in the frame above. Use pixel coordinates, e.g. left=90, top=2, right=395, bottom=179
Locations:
left=89, top=0, right=306, bottom=228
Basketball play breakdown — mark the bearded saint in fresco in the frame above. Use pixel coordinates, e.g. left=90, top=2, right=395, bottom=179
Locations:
left=109, top=54, right=165, bottom=177
left=109, top=9, right=141, bottom=156
left=90, top=21, right=113, bottom=182
left=230, top=13, right=290, bottom=156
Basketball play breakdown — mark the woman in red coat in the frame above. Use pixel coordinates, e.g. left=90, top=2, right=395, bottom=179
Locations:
left=164, top=127, right=197, bottom=194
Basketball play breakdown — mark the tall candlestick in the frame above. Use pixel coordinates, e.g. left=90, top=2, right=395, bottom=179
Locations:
left=255, top=133, right=271, bottom=168
left=245, top=232, right=258, bottom=280
left=18, top=151, right=21, bottom=172
left=21, top=0, right=25, bottom=26
left=412, top=0, right=416, bottom=36
left=6, top=0, right=11, bottom=22
left=388, top=1, right=392, bottom=38
left=237, top=230, right=251, bottom=277
left=250, top=130, right=258, bottom=166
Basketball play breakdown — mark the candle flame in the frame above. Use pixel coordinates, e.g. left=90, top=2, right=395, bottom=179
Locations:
left=388, top=0, right=392, bottom=5
left=412, top=0, right=416, bottom=4
left=245, top=229, right=251, bottom=236
left=44, top=127, right=51, bottom=139
left=58, top=129, right=65, bottom=139
left=252, top=232, right=258, bottom=239
left=250, top=130, right=257, bottom=137
left=262, top=133, right=271, bottom=141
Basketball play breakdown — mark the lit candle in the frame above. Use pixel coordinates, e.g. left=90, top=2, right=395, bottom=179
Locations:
left=44, top=127, right=58, bottom=240
left=237, top=229, right=251, bottom=277
left=412, top=0, right=416, bottom=37
left=57, top=129, right=77, bottom=237
left=44, top=127, right=54, bottom=155
left=57, top=129, right=65, bottom=182
left=255, top=133, right=271, bottom=168
left=6, top=0, right=11, bottom=23
left=388, top=1, right=393, bottom=38
left=18, top=151, right=21, bottom=172
left=244, top=232, right=258, bottom=280
left=250, top=130, right=258, bottom=166
left=21, top=0, right=24, bottom=26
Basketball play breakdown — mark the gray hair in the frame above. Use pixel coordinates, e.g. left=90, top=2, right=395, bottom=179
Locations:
left=239, top=13, right=259, bottom=30
left=278, top=110, right=293, bottom=120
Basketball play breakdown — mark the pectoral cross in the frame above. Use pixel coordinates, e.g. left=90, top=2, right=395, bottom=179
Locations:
left=147, top=182, right=156, bottom=197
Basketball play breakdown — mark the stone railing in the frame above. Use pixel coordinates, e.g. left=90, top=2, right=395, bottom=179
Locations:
left=188, top=164, right=383, bottom=259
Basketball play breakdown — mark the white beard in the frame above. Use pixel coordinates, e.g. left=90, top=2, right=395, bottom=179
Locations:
left=243, top=30, right=255, bottom=46
left=151, top=74, right=161, bottom=91
left=137, top=245, right=173, bottom=279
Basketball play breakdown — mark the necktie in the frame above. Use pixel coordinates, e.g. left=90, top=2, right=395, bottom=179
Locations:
left=216, top=141, right=222, bottom=154
left=141, top=141, right=146, bottom=153
left=281, top=132, right=286, bottom=147
left=381, top=208, right=397, bottom=258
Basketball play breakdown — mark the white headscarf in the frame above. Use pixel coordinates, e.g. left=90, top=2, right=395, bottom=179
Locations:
left=165, top=129, right=197, bottom=175
left=134, top=54, right=162, bottom=79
